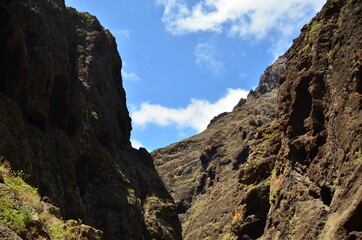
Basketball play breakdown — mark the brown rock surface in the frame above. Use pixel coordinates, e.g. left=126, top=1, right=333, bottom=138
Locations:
left=0, top=0, right=182, bottom=239
left=0, top=223, right=23, bottom=240
left=265, top=0, right=362, bottom=239
left=153, top=0, right=362, bottom=239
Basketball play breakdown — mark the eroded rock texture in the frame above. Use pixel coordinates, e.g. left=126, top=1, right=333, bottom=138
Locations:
left=153, top=0, right=361, bottom=239
left=266, top=0, right=362, bottom=239
left=0, top=0, right=182, bottom=239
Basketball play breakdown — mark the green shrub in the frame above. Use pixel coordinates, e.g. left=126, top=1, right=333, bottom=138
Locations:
left=304, top=21, right=321, bottom=41
left=262, top=133, right=272, bottom=139
left=1, top=166, right=41, bottom=211
left=269, top=186, right=282, bottom=204
left=310, top=21, right=322, bottom=36
left=0, top=192, right=28, bottom=234
left=326, top=50, right=333, bottom=60
left=0, top=166, right=36, bottom=233
left=0, top=164, right=83, bottom=239
left=298, top=44, right=310, bottom=54
left=333, top=178, right=339, bottom=185
left=79, top=12, right=95, bottom=24
left=40, top=212, right=77, bottom=240
left=338, top=9, right=345, bottom=25
left=0, top=208, right=26, bottom=233
left=20, top=206, right=31, bottom=226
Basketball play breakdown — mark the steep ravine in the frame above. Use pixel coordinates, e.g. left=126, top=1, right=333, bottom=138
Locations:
left=153, top=0, right=362, bottom=239
left=0, top=0, right=181, bottom=239
left=1, top=0, right=361, bottom=239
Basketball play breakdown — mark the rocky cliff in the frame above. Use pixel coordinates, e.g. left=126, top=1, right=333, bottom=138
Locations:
left=153, top=0, right=362, bottom=239
left=0, top=0, right=181, bottom=239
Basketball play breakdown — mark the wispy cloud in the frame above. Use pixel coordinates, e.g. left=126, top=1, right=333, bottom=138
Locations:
left=238, top=72, right=247, bottom=79
left=156, top=0, right=326, bottom=57
left=194, top=43, right=224, bottom=74
left=131, top=88, right=249, bottom=132
left=116, top=29, right=132, bottom=39
left=122, top=70, right=141, bottom=82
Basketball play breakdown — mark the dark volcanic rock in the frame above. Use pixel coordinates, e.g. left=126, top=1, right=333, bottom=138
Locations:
left=264, top=0, right=362, bottom=239
left=0, top=0, right=181, bottom=239
left=245, top=53, right=287, bottom=103
left=153, top=0, right=361, bottom=239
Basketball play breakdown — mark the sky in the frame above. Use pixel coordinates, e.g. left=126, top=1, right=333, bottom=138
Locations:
left=64, top=0, right=326, bottom=151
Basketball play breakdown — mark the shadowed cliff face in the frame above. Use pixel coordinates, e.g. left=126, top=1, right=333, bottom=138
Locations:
left=153, top=0, right=361, bottom=239
left=0, top=0, right=182, bottom=239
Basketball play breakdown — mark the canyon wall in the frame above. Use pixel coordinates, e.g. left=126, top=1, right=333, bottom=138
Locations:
left=153, top=0, right=362, bottom=239
left=0, top=0, right=361, bottom=239
left=0, top=0, right=182, bottom=239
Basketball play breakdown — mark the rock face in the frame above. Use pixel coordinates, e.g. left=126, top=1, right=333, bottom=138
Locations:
left=153, top=0, right=362, bottom=239
left=0, top=0, right=182, bottom=239
left=0, top=223, right=23, bottom=240
left=266, top=0, right=362, bottom=239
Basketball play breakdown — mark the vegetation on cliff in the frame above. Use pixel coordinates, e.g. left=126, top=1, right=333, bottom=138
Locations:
left=0, top=159, right=102, bottom=239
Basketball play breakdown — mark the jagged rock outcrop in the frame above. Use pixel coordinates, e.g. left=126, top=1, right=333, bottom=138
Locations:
left=153, top=0, right=361, bottom=239
left=0, top=0, right=182, bottom=239
left=264, top=0, right=362, bottom=239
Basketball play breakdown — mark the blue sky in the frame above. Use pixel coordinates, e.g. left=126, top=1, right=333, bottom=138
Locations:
left=65, top=0, right=326, bottom=151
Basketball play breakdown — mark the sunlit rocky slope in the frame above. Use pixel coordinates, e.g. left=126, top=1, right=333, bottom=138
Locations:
left=153, top=0, right=362, bottom=239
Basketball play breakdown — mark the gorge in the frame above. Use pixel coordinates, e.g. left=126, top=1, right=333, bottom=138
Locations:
left=0, top=0, right=361, bottom=239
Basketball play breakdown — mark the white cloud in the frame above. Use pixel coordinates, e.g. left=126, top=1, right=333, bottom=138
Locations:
left=194, top=43, right=224, bottom=74
left=131, top=88, right=249, bottom=132
left=156, top=0, right=326, bottom=56
left=122, top=70, right=141, bottom=82
left=131, top=139, right=144, bottom=149
left=157, top=0, right=325, bottom=36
